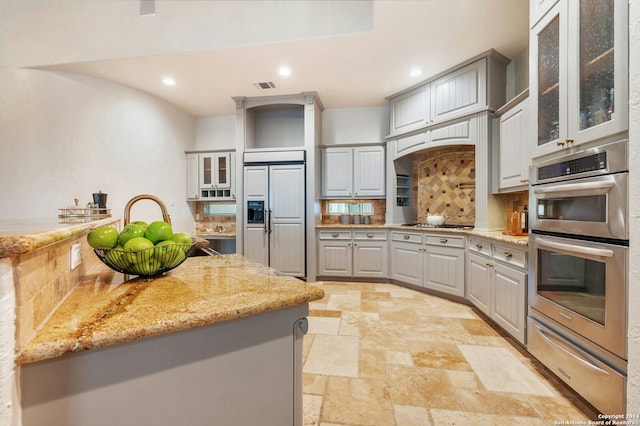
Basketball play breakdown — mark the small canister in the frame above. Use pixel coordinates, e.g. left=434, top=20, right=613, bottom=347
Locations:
left=340, top=214, right=350, bottom=225
left=352, top=214, right=361, bottom=225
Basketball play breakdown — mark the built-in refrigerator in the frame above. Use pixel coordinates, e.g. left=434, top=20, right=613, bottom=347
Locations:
left=243, top=151, right=306, bottom=277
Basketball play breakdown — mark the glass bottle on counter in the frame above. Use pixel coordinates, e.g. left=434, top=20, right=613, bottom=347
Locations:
left=521, top=205, right=529, bottom=234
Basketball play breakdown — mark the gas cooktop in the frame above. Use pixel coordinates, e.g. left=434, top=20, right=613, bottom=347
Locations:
left=403, top=223, right=474, bottom=230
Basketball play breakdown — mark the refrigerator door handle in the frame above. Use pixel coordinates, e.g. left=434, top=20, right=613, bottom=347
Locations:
left=268, top=209, right=273, bottom=234
left=263, top=209, right=268, bottom=233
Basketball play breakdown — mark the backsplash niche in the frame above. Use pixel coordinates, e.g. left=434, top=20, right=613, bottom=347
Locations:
left=413, top=146, right=475, bottom=225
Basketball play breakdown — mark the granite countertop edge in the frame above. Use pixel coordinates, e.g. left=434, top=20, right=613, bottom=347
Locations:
left=0, top=217, right=121, bottom=258
left=16, top=254, right=325, bottom=365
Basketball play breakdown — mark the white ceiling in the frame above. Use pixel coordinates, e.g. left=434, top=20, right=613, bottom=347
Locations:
left=40, top=0, right=530, bottom=117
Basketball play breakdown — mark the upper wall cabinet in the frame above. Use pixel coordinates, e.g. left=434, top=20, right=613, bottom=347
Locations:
left=322, top=145, right=385, bottom=198
left=495, top=93, right=530, bottom=192
left=387, top=50, right=509, bottom=139
left=531, top=0, right=628, bottom=159
left=389, top=85, right=430, bottom=136
left=430, top=59, right=487, bottom=124
left=185, top=151, right=236, bottom=201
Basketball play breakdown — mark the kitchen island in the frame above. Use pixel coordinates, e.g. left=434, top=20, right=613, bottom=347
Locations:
left=10, top=234, right=323, bottom=425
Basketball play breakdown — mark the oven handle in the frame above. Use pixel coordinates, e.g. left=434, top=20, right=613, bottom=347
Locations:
left=536, top=237, right=614, bottom=258
left=533, top=178, right=614, bottom=198
left=532, top=322, right=610, bottom=377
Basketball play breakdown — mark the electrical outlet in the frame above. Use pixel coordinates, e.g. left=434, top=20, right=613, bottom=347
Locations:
left=70, top=243, right=82, bottom=270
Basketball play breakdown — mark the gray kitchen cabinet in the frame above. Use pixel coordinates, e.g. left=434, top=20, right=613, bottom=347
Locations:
left=430, top=59, right=487, bottom=124
left=390, top=231, right=465, bottom=298
left=321, top=146, right=385, bottom=198
left=185, top=151, right=236, bottom=200
left=423, top=235, right=465, bottom=298
left=387, top=51, right=508, bottom=140
left=352, top=230, right=389, bottom=278
left=390, top=231, right=424, bottom=286
left=466, top=237, right=528, bottom=344
left=530, top=0, right=628, bottom=159
left=317, top=230, right=352, bottom=277
left=496, top=94, right=531, bottom=192
left=318, top=229, right=388, bottom=278
left=186, top=153, right=200, bottom=200
left=388, top=84, right=430, bottom=136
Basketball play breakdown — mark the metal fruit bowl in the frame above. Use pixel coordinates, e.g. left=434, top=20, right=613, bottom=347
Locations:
left=93, top=194, right=195, bottom=277
left=94, top=239, right=196, bottom=277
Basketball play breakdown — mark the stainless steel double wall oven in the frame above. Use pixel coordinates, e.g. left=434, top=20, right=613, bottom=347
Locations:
left=527, top=139, right=628, bottom=414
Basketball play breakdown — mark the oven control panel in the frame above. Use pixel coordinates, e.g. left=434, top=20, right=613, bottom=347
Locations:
left=538, top=152, right=607, bottom=181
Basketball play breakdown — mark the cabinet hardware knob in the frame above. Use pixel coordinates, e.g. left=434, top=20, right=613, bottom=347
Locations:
left=476, top=244, right=482, bottom=249
left=485, top=263, right=492, bottom=268
left=403, top=235, right=410, bottom=240
left=331, top=233, right=339, bottom=238
left=566, top=138, right=574, bottom=144
left=503, top=252, right=513, bottom=258
left=367, top=233, right=374, bottom=238
left=556, top=140, right=565, bottom=147
left=439, top=238, right=448, bottom=243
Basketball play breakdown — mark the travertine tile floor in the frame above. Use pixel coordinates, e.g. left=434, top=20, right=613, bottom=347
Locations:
left=302, top=281, right=599, bottom=426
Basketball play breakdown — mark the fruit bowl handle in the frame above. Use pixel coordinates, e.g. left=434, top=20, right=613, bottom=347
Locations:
left=123, top=194, right=171, bottom=226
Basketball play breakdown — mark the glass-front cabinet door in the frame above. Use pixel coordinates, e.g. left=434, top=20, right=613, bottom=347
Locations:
left=567, top=0, right=627, bottom=145
left=532, top=3, right=567, bottom=158
left=532, top=0, right=627, bottom=159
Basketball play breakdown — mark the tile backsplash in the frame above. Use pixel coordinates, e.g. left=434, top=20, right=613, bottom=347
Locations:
left=413, top=146, right=476, bottom=225
left=320, top=199, right=386, bottom=225
left=193, top=202, right=236, bottom=233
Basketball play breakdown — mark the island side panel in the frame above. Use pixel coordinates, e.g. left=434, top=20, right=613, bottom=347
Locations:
left=20, top=304, right=308, bottom=426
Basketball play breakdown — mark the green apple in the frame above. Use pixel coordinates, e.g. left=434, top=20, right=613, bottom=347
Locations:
left=130, top=221, right=149, bottom=233
left=144, top=221, right=173, bottom=244
left=118, top=223, right=146, bottom=246
left=154, top=240, right=186, bottom=267
left=104, top=245, right=129, bottom=269
left=87, top=225, right=119, bottom=249
left=130, top=256, right=162, bottom=276
left=169, top=232, right=193, bottom=253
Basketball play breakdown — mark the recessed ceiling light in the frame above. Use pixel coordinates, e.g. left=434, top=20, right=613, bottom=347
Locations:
left=409, top=67, right=422, bottom=78
left=278, top=66, right=292, bottom=78
left=162, top=77, right=176, bottom=86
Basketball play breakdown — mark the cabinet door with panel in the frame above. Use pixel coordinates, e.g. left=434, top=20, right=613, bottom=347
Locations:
left=430, top=59, right=487, bottom=124
left=186, top=153, right=200, bottom=200
left=317, top=230, right=352, bottom=277
left=321, top=148, right=353, bottom=197
left=492, top=262, right=527, bottom=343
left=352, top=230, right=388, bottom=278
left=423, top=235, right=465, bottom=297
left=353, top=146, right=385, bottom=197
left=389, top=85, right=430, bottom=136
left=497, top=97, right=530, bottom=191
left=467, top=253, right=492, bottom=316
left=390, top=232, right=423, bottom=286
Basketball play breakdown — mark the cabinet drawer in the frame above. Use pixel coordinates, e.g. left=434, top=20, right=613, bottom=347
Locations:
left=425, top=234, right=465, bottom=248
left=468, top=237, right=492, bottom=257
left=353, top=230, right=387, bottom=241
left=492, top=243, right=527, bottom=269
left=318, top=230, right=352, bottom=240
left=390, top=231, right=423, bottom=244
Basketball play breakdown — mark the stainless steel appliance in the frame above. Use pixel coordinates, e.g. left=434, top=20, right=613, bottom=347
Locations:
left=528, top=139, right=628, bottom=414
left=243, top=150, right=306, bottom=278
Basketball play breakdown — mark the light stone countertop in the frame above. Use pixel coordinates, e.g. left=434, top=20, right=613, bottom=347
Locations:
left=16, top=254, right=324, bottom=365
left=0, top=217, right=121, bottom=258
left=316, top=223, right=529, bottom=246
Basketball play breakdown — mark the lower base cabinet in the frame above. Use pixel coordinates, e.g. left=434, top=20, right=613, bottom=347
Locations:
left=390, top=231, right=465, bottom=297
left=466, top=237, right=527, bottom=344
left=318, top=229, right=388, bottom=278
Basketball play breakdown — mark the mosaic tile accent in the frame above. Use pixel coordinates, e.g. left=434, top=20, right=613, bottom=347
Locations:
left=412, top=146, right=476, bottom=226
